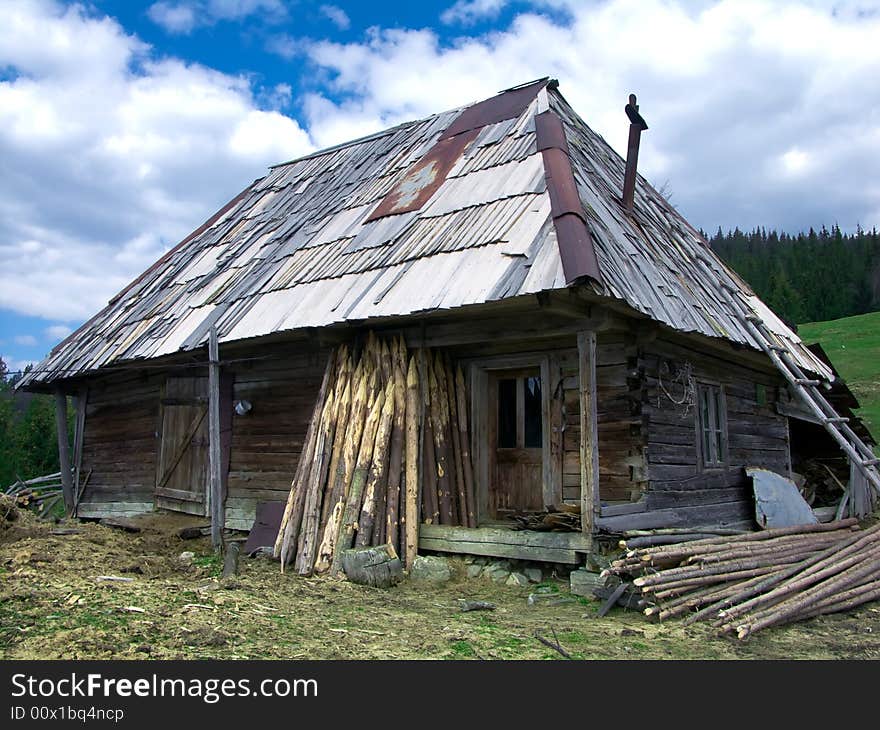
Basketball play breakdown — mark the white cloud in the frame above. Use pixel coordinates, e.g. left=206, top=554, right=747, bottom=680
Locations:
left=441, top=0, right=510, bottom=25
left=147, top=0, right=286, bottom=34
left=305, top=0, right=880, bottom=232
left=44, top=325, right=72, bottom=342
left=14, top=335, right=38, bottom=347
left=147, top=2, right=197, bottom=34
left=0, top=0, right=313, bottom=323
left=320, top=4, right=351, bottom=30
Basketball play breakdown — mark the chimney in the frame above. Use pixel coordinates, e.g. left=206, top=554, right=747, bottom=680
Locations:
left=622, top=93, right=649, bottom=214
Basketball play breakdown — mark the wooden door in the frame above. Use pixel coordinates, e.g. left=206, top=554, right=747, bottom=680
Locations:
left=488, top=368, right=544, bottom=519
left=155, top=377, right=209, bottom=516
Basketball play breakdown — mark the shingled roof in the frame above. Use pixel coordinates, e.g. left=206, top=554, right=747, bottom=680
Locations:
left=23, top=78, right=832, bottom=386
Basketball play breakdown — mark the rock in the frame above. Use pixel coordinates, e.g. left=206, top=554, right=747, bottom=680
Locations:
left=527, top=593, right=576, bottom=607
left=506, top=572, right=530, bottom=587
left=410, top=555, right=452, bottom=583
left=524, top=567, right=543, bottom=583
left=466, top=564, right=484, bottom=579
left=488, top=559, right=511, bottom=572
left=570, top=569, right=604, bottom=598
left=485, top=566, right=510, bottom=584
left=178, top=551, right=195, bottom=564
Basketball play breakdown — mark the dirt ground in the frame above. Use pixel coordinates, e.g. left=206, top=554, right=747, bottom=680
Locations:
left=2, top=509, right=879, bottom=660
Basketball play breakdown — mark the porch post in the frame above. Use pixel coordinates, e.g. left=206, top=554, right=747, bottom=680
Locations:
left=577, top=331, right=599, bottom=540
left=53, top=388, right=75, bottom=515
left=208, top=327, right=224, bottom=551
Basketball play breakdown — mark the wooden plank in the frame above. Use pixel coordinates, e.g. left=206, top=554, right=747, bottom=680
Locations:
left=419, top=523, right=587, bottom=563
left=76, top=501, right=154, bottom=518
left=595, top=500, right=754, bottom=532
left=208, top=327, right=223, bottom=551
left=577, top=331, right=598, bottom=541
left=54, top=389, right=75, bottom=515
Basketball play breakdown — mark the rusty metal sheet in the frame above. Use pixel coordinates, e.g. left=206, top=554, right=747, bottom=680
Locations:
left=243, top=501, right=284, bottom=554
left=534, top=110, right=569, bottom=153
left=536, top=111, right=602, bottom=286
left=364, top=127, right=479, bottom=222
left=439, top=78, right=548, bottom=140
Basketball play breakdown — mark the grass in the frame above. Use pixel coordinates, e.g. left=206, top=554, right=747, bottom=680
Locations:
left=2, top=513, right=879, bottom=660
left=798, top=311, right=880, bottom=439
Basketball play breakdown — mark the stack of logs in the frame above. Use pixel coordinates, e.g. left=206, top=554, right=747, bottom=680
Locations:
left=274, top=332, right=476, bottom=575
left=605, top=518, right=880, bottom=638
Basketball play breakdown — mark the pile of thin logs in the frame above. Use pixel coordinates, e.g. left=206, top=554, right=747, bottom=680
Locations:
left=511, top=504, right=581, bottom=532
left=4, top=472, right=65, bottom=518
left=604, top=518, right=880, bottom=639
left=274, top=333, right=476, bottom=576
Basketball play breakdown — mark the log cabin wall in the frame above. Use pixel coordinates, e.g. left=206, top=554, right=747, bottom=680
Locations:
left=224, top=340, right=332, bottom=529
left=77, top=371, right=164, bottom=518
left=630, top=333, right=791, bottom=529
left=562, top=333, right=647, bottom=507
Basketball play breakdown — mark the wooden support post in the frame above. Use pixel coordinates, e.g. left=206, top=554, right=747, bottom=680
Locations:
left=54, top=389, right=75, bottom=516
left=208, top=327, right=223, bottom=552
left=72, top=386, right=88, bottom=509
left=577, top=331, right=598, bottom=542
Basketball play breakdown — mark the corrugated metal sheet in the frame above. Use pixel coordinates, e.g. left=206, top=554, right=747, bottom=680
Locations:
left=22, top=79, right=831, bottom=386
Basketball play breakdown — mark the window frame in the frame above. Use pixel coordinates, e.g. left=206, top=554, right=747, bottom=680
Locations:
left=696, top=381, right=728, bottom=470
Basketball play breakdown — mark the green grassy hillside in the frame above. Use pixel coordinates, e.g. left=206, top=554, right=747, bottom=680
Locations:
left=798, top=311, right=880, bottom=438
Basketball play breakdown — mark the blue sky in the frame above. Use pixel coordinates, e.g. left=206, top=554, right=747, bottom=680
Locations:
left=1, top=0, right=879, bottom=375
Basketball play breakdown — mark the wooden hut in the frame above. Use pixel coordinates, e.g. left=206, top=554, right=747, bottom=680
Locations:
left=20, top=78, right=878, bottom=566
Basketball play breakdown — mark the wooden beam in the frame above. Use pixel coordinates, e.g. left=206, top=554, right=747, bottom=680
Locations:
left=208, top=327, right=223, bottom=551
left=578, top=331, right=599, bottom=542
left=419, top=524, right=588, bottom=564
left=53, top=389, right=75, bottom=515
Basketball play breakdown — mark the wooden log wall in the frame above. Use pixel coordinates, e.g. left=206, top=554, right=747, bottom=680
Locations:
left=225, top=342, right=331, bottom=529
left=77, top=371, right=164, bottom=518
left=633, top=335, right=791, bottom=529
left=563, top=334, right=647, bottom=506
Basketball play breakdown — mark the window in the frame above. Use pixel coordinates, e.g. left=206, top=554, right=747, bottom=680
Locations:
left=697, top=383, right=726, bottom=468
left=495, top=373, right=543, bottom=449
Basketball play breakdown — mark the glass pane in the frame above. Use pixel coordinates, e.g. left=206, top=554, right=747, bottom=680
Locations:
left=713, top=389, right=724, bottom=463
left=523, top=376, right=543, bottom=448
left=700, top=387, right=714, bottom=463
left=497, top=378, right=516, bottom=448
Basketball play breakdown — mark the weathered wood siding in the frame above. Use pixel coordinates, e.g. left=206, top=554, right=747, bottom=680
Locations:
left=77, top=372, right=163, bottom=518
left=225, top=343, right=331, bottom=529
left=563, top=335, right=646, bottom=505
left=629, top=336, right=790, bottom=529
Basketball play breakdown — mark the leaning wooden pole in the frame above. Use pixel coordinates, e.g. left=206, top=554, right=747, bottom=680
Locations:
left=444, top=356, right=467, bottom=527
left=276, top=351, right=336, bottom=566
left=385, top=339, right=407, bottom=556
left=428, top=358, right=454, bottom=525
left=357, top=380, right=395, bottom=547
left=332, top=377, right=385, bottom=572
left=455, top=366, right=477, bottom=528
left=314, top=365, right=370, bottom=573
left=404, top=356, right=420, bottom=569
